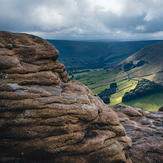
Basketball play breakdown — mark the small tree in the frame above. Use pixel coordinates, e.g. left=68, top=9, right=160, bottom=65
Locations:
left=123, top=61, right=134, bottom=71
left=123, top=61, right=134, bottom=80
left=110, top=82, right=117, bottom=89
left=136, top=60, right=147, bottom=67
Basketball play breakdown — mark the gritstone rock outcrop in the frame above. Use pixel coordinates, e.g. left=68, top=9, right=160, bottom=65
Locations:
left=0, top=31, right=132, bottom=163
left=112, top=105, right=163, bottom=163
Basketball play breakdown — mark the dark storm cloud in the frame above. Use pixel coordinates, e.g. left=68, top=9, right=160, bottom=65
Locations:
left=0, top=0, right=163, bottom=40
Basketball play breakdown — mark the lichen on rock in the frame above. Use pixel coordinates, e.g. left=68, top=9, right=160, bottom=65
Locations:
left=0, top=31, right=132, bottom=163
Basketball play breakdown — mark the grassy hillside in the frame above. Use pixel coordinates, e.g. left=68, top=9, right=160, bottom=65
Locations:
left=47, top=40, right=163, bottom=111
left=122, top=92, right=163, bottom=111
left=67, top=42, right=163, bottom=110
left=47, top=40, right=163, bottom=72
left=113, top=42, right=163, bottom=84
left=109, top=79, right=138, bottom=106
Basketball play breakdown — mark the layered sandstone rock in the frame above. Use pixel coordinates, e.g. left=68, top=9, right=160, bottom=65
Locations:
left=0, top=31, right=132, bottom=163
left=111, top=105, right=163, bottom=163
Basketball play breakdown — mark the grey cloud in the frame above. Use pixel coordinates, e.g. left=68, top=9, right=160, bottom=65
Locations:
left=0, top=0, right=163, bottom=40
left=95, top=11, right=146, bottom=33
left=143, top=18, right=163, bottom=33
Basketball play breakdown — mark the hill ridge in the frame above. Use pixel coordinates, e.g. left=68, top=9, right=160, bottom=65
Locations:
left=47, top=39, right=163, bottom=71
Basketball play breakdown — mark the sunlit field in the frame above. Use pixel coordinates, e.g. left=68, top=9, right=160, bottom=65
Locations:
left=121, top=92, right=163, bottom=111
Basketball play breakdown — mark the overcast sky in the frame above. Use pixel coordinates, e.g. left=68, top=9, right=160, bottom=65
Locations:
left=1, top=0, right=163, bottom=41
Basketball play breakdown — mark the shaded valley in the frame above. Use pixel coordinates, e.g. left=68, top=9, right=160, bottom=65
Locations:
left=47, top=39, right=163, bottom=72
left=48, top=40, right=163, bottom=111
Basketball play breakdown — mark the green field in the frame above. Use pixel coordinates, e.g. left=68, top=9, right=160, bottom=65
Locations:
left=70, top=69, right=138, bottom=106
left=70, top=69, right=163, bottom=111
left=69, top=65, right=163, bottom=112
left=71, top=68, right=137, bottom=104
left=91, top=84, right=111, bottom=94
left=91, top=79, right=138, bottom=106
left=48, top=39, right=163, bottom=112
left=109, top=79, right=138, bottom=106
left=48, top=39, right=163, bottom=70
left=121, top=92, right=163, bottom=111
left=70, top=69, right=122, bottom=86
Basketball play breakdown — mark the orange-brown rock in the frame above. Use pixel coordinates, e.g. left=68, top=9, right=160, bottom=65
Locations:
left=112, top=105, right=163, bottom=163
left=0, top=31, right=132, bottom=163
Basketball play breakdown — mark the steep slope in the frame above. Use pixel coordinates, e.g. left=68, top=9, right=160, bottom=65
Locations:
left=114, top=42, right=163, bottom=83
left=80, top=42, right=163, bottom=89
left=84, top=42, right=163, bottom=106
left=47, top=39, right=163, bottom=71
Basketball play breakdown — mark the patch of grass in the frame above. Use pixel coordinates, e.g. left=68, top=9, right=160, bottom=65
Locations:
left=70, top=69, right=120, bottom=86
left=121, top=92, right=163, bottom=111
left=84, top=71, right=116, bottom=84
left=91, top=85, right=110, bottom=94
left=91, top=72, right=125, bottom=95
left=108, top=79, right=138, bottom=106
left=69, top=65, right=163, bottom=112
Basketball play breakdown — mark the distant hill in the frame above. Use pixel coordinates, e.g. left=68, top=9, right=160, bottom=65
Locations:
left=47, top=40, right=163, bottom=72
left=88, top=42, right=163, bottom=92
left=113, top=42, right=163, bottom=84
left=70, top=41, right=163, bottom=108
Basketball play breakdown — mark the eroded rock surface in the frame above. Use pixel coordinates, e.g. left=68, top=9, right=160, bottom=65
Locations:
left=111, top=105, right=163, bottom=163
left=0, top=31, right=132, bottom=163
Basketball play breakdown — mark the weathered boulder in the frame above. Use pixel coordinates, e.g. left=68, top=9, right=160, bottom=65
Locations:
left=111, top=105, right=163, bottom=163
left=0, top=31, right=132, bottom=163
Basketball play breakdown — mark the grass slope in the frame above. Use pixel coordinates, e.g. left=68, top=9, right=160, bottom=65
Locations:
left=121, top=92, right=163, bottom=111
left=63, top=41, right=163, bottom=111
left=109, top=79, right=138, bottom=106
left=113, top=42, right=163, bottom=83
left=91, top=42, right=163, bottom=110
left=47, top=39, right=163, bottom=71
left=91, top=79, right=138, bottom=106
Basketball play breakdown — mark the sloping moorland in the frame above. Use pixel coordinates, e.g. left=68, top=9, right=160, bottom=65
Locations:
left=47, top=39, right=163, bottom=71
left=48, top=40, right=163, bottom=111
left=89, top=42, right=163, bottom=110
